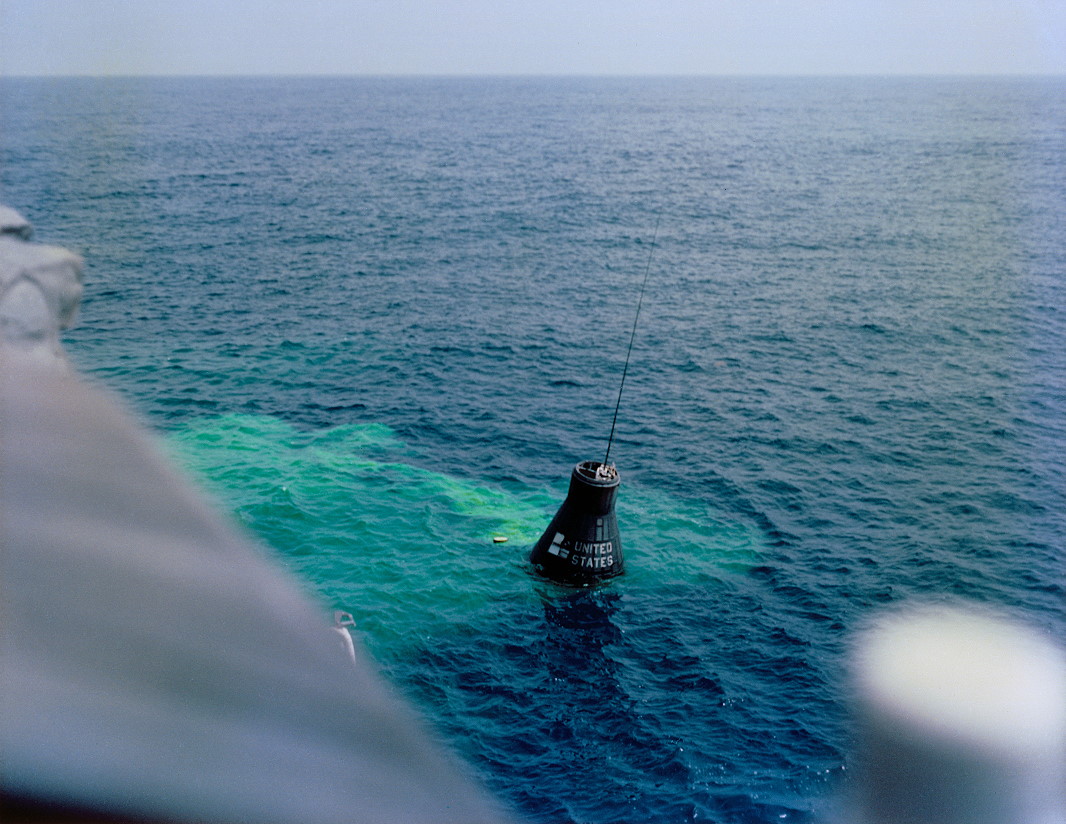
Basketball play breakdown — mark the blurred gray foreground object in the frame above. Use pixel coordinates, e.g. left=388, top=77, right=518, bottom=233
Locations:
left=0, top=207, right=509, bottom=823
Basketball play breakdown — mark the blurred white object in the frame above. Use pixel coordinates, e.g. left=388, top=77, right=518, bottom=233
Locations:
left=0, top=208, right=508, bottom=823
left=0, top=204, right=34, bottom=239
left=0, top=206, right=82, bottom=367
left=852, top=605, right=1066, bottom=824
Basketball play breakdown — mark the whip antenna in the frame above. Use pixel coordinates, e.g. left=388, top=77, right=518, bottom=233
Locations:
left=604, top=214, right=661, bottom=467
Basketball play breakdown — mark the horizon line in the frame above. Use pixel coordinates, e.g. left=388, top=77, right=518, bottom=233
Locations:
left=3, top=71, right=1065, bottom=80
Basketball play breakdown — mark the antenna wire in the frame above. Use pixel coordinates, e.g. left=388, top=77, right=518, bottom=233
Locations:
left=604, top=214, right=661, bottom=467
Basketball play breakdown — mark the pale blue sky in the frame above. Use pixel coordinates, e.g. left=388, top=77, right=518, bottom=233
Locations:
left=2, top=0, right=1064, bottom=76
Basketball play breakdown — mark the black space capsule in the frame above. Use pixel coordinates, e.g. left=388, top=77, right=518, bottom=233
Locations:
left=530, top=460, right=623, bottom=586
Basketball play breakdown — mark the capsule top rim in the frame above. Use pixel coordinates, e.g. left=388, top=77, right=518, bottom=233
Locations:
left=573, top=460, right=620, bottom=487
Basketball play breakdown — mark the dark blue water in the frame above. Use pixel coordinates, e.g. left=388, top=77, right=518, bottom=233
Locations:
left=3, top=76, right=1064, bottom=823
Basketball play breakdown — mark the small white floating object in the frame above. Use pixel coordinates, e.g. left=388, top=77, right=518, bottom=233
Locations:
left=332, top=610, right=357, bottom=664
left=492, top=536, right=508, bottom=544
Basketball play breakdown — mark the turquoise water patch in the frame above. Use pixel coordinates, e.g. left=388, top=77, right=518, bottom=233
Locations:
left=162, top=414, right=763, bottom=660
left=618, top=492, right=764, bottom=586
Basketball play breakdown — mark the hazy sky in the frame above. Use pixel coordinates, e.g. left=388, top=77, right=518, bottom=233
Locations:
left=2, top=0, right=1064, bottom=76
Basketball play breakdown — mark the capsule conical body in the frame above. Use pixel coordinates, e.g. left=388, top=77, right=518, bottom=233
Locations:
left=530, top=461, right=623, bottom=586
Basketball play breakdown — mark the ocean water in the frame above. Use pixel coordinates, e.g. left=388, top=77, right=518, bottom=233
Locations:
left=2, top=76, right=1064, bottom=822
